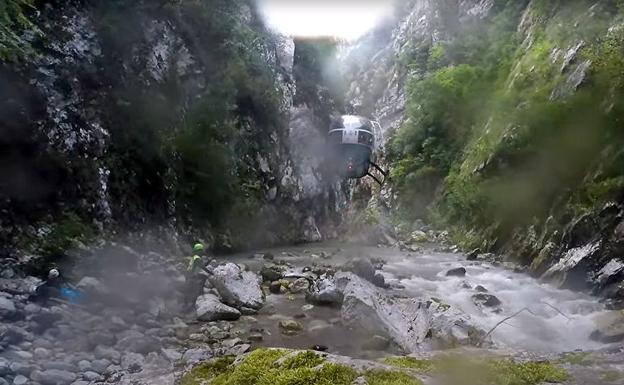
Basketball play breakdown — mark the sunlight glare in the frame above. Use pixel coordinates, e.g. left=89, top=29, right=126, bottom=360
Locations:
left=258, top=1, right=393, bottom=40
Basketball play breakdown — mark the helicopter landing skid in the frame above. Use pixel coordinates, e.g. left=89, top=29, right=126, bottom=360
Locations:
left=368, top=161, right=389, bottom=186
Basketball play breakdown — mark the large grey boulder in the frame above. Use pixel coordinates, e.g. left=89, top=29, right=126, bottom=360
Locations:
left=541, top=241, right=601, bottom=289
left=306, top=275, right=343, bottom=306
left=195, top=294, right=241, bottom=321
left=337, top=272, right=478, bottom=353
left=472, top=293, right=502, bottom=309
left=446, top=267, right=467, bottom=277
left=593, top=259, right=624, bottom=291
left=342, top=258, right=376, bottom=283
left=208, top=263, right=264, bottom=310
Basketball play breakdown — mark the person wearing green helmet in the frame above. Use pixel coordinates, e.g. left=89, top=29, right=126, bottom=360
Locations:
left=185, top=241, right=209, bottom=310
left=187, top=243, right=205, bottom=273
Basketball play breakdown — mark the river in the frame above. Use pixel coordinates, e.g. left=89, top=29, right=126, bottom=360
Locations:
left=225, top=242, right=613, bottom=358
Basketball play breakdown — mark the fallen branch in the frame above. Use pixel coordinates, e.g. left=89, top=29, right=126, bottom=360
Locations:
left=478, top=301, right=572, bottom=347
left=478, top=307, right=531, bottom=347
left=541, top=301, right=571, bottom=322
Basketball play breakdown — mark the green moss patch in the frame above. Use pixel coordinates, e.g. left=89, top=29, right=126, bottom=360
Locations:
left=383, top=357, right=436, bottom=373
left=183, top=351, right=568, bottom=385
left=181, top=349, right=361, bottom=385
left=364, top=370, right=423, bottom=385
left=180, top=357, right=235, bottom=385
left=484, top=360, right=569, bottom=385
left=180, top=349, right=429, bottom=385
left=384, top=355, right=568, bottom=385
left=556, top=351, right=593, bottom=366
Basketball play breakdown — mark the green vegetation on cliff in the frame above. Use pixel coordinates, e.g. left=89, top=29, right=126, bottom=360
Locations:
left=0, top=0, right=37, bottom=60
left=389, top=0, right=624, bottom=263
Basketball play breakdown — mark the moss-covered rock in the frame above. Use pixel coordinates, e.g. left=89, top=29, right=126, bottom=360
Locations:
left=180, top=357, right=235, bottom=385
left=179, top=349, right=427, bottom=385
left=383, top=356, right=435, bottom=373
left=364, top=369, right=423, bottom=385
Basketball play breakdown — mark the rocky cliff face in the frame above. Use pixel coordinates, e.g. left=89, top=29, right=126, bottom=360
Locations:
left=0, top=0, right=343, bottom=259
left=343, top=0, right=624, bottom=307
left=342, top=0, right=494, bottom=138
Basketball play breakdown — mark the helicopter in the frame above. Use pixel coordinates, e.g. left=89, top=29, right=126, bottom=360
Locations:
left=328, top=115, right=388, bottom=185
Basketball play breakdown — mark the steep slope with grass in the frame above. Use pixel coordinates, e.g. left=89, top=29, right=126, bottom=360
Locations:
left=343, top=0, right=624, bottom=305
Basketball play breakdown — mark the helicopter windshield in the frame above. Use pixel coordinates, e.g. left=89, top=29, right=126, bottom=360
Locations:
left=330, top=116, right=374, bottom=132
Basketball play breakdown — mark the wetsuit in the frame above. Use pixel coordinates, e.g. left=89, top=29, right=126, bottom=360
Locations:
left=34, top=275, right=65, bottom=302
left=185, top=255, right=207, bottom=310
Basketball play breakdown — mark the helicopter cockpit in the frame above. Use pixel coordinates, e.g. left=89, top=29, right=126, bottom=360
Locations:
left=328, top=115, right=388, bottom=185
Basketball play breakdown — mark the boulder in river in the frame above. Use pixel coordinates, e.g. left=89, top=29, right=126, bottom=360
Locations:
left=593, top=259, right=624, bottom=291
left=209, top=263, right=264, bottom=310
left=269, top=281, right=286, bottom=294
left=261, top=265, right=284, bottom=282
left=471, top=293, right=502, bottom=308
left=541, top=241, right=601, bottom=290
left=343, top=258, right=376, bottom=283
left=372, top=273, right=386, bottom=288
left=289, top=278, right=310, bottom=294
left=195, top=294, right=241, bottom=321
left=278, top=319, right=303, bottom=335
left=306, top=275, right=343, bottom=306
left=446, top=267, right=467, bottom=277
left=338, top=272, right=478, bottom=353
left=466, top=248, right=480, bottom=261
